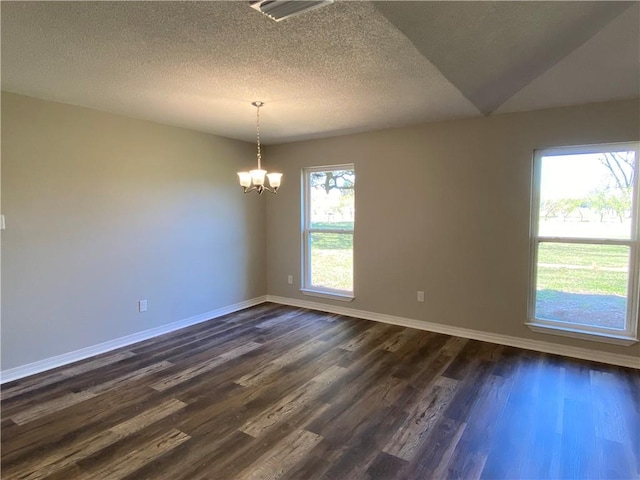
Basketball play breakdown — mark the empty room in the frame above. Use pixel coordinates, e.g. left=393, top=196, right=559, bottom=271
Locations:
left=1, top=1, right=639, bottom=479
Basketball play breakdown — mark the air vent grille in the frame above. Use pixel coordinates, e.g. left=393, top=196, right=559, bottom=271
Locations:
left=249, top=0, right=334, bottom=22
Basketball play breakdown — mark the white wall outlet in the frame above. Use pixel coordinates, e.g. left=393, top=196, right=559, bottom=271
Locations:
left=0, top=215, right=5, bottom=230
left=417, top=291, right=425, bottom=303
left=287, top=275, right=293, bottom=285
left=139, top=299, right=148, bottom=312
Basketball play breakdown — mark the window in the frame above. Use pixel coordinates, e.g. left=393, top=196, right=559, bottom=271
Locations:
left=529, top=143, right=639, bottom=344
left=302, top=165, right=355, bottom=300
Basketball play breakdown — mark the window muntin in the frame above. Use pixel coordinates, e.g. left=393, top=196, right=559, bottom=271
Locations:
left=302, top=166, right=355, bottom=298
left=529, top=144, right=639, bottom=343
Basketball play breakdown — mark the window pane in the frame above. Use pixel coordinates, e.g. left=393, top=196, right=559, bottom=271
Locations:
left=535, top=243, right=629, bottom=330
left=310, top=232, right=353, bottom=291
left=309, top=170, right=355, bottom=230
left=538, top=151, right=636, bottom=239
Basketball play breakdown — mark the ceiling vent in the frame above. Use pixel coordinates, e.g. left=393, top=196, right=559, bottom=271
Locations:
left=249, top=0, right=334, bottom=22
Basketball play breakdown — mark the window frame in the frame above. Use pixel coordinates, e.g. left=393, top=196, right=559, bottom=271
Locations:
left=527, top=142, right=640, bottom=345
left=301, top=164, right=355, bottom=302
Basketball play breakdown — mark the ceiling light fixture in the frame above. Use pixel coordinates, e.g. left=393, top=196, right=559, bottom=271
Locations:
left=238, top=101, right=282, bottom=195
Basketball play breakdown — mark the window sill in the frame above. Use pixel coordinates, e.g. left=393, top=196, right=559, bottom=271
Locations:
left=300, top=289, right=354, bottom=302
left=526, top=321, right=638, bottom=346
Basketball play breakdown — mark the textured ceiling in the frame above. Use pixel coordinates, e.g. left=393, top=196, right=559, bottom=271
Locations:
left=374, top=1, right=634, bottom=115
left=1, top=1, right=638, bottom=144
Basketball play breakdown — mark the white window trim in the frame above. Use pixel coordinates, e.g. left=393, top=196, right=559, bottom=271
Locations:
left=528, top=142, right=640, bottom=345
left=299, top=288, right=354, bottom=302
left=301, top=164, right=355, bottom=301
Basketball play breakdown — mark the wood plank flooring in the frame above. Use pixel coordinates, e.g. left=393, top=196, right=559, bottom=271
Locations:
left=2, top=303, right=639, bottom=479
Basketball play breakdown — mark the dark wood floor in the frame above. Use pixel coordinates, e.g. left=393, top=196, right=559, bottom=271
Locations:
left=2, top=303, right=639, bottom=480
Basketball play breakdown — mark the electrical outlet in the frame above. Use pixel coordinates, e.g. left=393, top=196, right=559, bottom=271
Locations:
left=287, top=275, right=293, bottom=285
left=417, top=291, right=425, bottom=303
left=139, top=300, right=148, bottom=312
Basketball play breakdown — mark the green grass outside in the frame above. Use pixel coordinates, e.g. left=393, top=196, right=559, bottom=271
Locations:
left=537, top=243, right=629, bottom=268
left=537, top=243, right=628, bottom=296
left=311, top=250, right=352, bottom=291
left=310, top=222, right=354, bottom=234
left=536, top=267, right=626, bottom=296
left=309, top=232, right=353, bottom=290
left=310, top=230, right=352, bottom=250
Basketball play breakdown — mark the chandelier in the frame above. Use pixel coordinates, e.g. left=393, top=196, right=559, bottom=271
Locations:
left=238, top=101, right=282, bottom=194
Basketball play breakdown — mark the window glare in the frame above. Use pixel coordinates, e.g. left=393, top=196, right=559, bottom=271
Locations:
left=538, top=151, right=635, bottom=239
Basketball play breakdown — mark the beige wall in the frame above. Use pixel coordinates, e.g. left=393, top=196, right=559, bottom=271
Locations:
left=266, top=98, right=640, bottom=358
left=1, top=92, right=266, bottom=370
left=2, top=93, right=639, bottom=372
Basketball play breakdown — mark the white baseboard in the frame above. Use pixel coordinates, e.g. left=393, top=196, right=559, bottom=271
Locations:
left=0, top=296, right=268, bottom=384
left=266, top=295, right=640, bottom=370
left=3, top=293, right=637, bottom=384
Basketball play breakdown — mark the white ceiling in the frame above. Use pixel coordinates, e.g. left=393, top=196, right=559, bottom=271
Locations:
left=1, top=1, right=638, bottom=144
